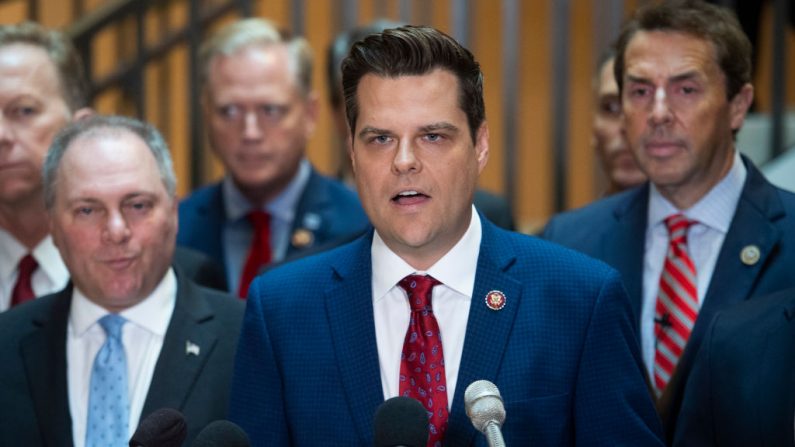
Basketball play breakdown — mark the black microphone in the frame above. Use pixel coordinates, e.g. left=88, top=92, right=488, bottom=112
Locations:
left=654, top=313, right=672, bottom=328
left=373, top=396, right=429, bottom=447
left=192, top=420, right=250, bottom=447
left=129, top=408, right=187, bottom=447
left=464, top=380, right=506, bottom=447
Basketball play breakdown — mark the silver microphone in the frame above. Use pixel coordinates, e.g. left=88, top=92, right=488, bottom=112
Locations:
left=464, top=380, right=506, bottom=447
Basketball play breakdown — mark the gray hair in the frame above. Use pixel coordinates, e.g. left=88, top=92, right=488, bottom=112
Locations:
left=198, top=18, right=313, bottom=96
left=0, top=21, right=88, bottom=111
left=43, top=115, right=176, bottom=209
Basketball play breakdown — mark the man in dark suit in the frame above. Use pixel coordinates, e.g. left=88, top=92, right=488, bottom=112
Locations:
left=541, top=1, right=795, bottom=441
left=178, top=18, right=369, bottom=297
left=230, top=25, right=663, bottom=446
left=0, top=115, right=244, bottom=446
left=674, top=287, right=795, bottom=446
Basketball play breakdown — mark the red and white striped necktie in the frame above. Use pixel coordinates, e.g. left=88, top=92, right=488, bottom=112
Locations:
left=653, top=213, right=697, bottom=394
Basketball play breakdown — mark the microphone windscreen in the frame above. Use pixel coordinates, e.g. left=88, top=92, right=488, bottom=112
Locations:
left=192, top=420, right=250, bottom=447
left=373, top=396, right=429, bottom=447
left=129, top=407, right=187, bottom=447
left=464, top=380, right=506, bottom=433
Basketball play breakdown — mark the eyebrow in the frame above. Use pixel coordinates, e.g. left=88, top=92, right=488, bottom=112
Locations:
left=626, top=70, right=702, bottom=85
left=357, top=126, right=392, bottom=139
left=419, top=122, right=460, bottom=133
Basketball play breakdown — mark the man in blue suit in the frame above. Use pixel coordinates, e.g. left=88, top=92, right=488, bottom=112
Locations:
left=230, top=25, right=663, bottom=446
left=542, top=1, right=795, bottom=441
left=674, top=287, right=795, bottom=446
left=178, top=18, right=368, bottom=297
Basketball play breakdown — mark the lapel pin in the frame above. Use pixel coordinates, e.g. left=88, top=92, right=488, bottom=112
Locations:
left=186, top=340, right=200, bottom=356
left=740, top=245, right=760, bottom=266
left=291, top=228, right=314, bottom=248
left=485, top=290, right=506, bottom=311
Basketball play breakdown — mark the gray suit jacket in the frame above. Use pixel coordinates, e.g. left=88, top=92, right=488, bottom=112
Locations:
left=0, top=268, right=244, bottom=446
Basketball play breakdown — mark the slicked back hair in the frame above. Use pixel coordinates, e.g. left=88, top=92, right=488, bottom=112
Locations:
left=341, top=25, right=484, bottom=143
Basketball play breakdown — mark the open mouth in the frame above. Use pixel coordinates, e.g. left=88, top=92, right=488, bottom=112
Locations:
left=392, top=190, right=429, bottom=205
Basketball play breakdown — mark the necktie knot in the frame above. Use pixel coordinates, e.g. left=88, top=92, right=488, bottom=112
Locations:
left=98, top=313, right=126, bottom=341
left=18, top=254, right=38, bottom=276
left=664, top=213, right=695, bottom=244
left=10, top=254, right=39, bottom=307
left=399, top=274, right=441, bottom=312
left=248, top=210, right=271, bottom=229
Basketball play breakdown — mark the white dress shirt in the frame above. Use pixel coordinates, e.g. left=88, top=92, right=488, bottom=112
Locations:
left=640, top=151, right=746, bottom=378
left=372, top=206, right=481, bottom=407
left=222, top=159, right=311, bottom=292
left=67, top=268, right=177, bottom=447
left=0, top=231, right=69, bottom=311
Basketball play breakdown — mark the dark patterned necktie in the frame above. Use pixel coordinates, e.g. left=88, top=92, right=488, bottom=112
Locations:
left=398, top=274, right=448, bottom=447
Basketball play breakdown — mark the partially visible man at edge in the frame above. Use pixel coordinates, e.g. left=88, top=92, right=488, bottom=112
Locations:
left=0, top=22, right=226, bottom=312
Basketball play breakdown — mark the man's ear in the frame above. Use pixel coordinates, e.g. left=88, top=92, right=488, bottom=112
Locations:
left=72, top=107, right=94, bottom=121
left=474, top=122, right=490, bottom=174
left=729, top=83, right=754, bottom=132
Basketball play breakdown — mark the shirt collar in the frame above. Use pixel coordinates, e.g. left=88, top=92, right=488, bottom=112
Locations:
left=371, top=206, right=482, bottom=301
left=223, top=159, right=312, bottom=223
left=69, top=268, right=177, bottom=337
left=0, top=231, right=69, bottom=286
left=648, top=150, right=746, bottom=233
left=32, top=235, right=70, bottom=287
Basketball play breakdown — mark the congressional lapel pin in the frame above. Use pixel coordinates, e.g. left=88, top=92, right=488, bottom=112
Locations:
left=740, top=245, right=760, bottom=266
left=291, top=228, right=314, bottom=248
left=485, top=290, right=506, bottom=311
left=185, top=340, right=200, bottom=356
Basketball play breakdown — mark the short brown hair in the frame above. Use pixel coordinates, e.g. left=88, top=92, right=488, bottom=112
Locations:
left=614, top=0, right=752, bottom=100
left=341, top=25, right=485, bottom=143
left=0, top=21, right=88, bottom=111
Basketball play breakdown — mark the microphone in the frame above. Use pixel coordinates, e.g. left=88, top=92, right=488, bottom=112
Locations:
left=192, top=420, right=250, bottom=447
left=464, top=380, right=506, bottom=447
left=129, top=408, right=187, bottom=447
left=373, top=396, right=429, bottom=447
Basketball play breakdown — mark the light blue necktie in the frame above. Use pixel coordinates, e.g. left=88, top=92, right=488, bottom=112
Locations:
left=85, top=314, right=129, bottom=447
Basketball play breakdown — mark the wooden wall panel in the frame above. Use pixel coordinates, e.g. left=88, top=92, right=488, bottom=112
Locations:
left=517, top=1, right=552, bottom=231
left=0, top=1, right=27, bottom=24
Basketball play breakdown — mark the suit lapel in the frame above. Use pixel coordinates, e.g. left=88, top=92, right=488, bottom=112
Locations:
left=289, top=168, right=328, bottom=255
left=324, top=233, right=384, bottom=444
left=604, top=186, right=648, bottom=322
left=141, top=272, right=218, bottom=418
left=446, top=221, right=523, bottom=447
left=20, top=288, right=74, bottom=446
left=695, top=161, right=783, bottom=358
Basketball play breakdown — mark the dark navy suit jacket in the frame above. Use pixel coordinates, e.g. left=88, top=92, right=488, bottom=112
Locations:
left=675, top=287, right=795, bottom=446
left=230, top=218, right=664, bottom=446
left=177, top=167, right=369, bottom=284
left=0, top=269, right=244, bottom=446
left=541, top=156, right=795, bottom=442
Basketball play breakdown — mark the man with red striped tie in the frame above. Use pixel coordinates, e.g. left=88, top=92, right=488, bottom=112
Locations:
left=542, top=0, right=795, bottom=442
